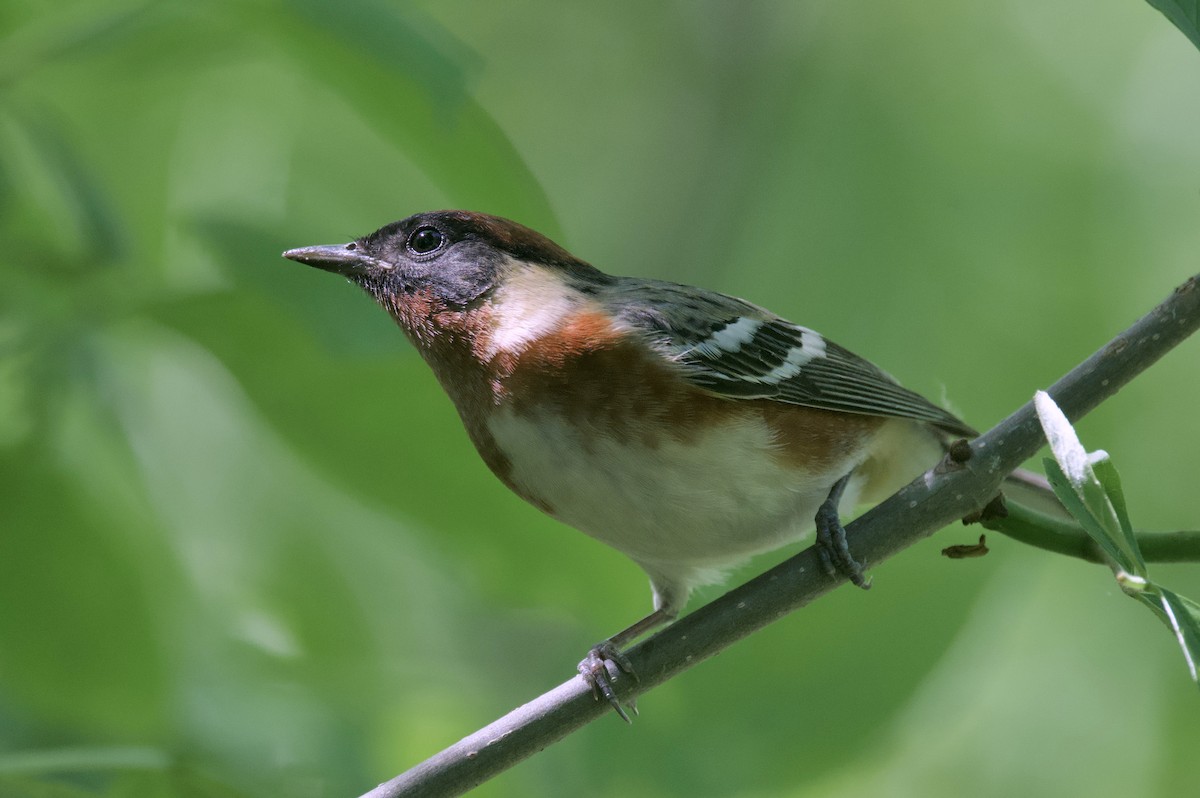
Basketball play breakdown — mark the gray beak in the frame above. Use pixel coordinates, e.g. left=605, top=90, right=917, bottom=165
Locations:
left=282, top=243, right=380, bottom=277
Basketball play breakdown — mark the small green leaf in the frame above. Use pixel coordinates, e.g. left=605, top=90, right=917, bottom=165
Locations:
left=1145, top=1, right=1200, bottom=54
left=1043, top=457, right=1135, bottom=572
left=1091, top=458, right=1145, bottom=571
left=1035, top=392, right=1144, bottom=576
left=1155, top=588, right=1200, bottom=684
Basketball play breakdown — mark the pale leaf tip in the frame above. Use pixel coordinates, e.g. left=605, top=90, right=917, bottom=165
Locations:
left=1034, top=391, right=1088, bottom=485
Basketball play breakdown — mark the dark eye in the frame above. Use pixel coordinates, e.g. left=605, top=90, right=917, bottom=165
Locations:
left=408, top=226, right=445, bottom=255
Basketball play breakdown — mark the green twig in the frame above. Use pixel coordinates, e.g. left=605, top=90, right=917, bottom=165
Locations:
left=983, top=502, right=1200, bottom=565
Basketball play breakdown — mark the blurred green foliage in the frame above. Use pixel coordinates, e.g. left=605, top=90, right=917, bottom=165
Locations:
left=2, top=1, right=1199, bottom=796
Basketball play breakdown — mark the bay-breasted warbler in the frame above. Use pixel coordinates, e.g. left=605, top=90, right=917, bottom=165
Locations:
left=285, top=210, right=980, bottom=719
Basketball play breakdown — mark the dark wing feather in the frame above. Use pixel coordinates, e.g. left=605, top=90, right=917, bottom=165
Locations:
left=608, top=278, right=977, bottom=438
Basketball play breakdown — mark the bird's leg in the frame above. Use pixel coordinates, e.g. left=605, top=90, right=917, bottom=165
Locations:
left=815, top=472, right=872, bottom=589
left=578, top=607, right=675, bottom=723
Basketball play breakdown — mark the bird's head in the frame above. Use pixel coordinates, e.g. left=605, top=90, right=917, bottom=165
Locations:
left=284, top=210, right=591, bottom=315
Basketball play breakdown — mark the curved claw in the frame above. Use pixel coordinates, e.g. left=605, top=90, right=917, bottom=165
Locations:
left=578, top=641, right=638, bottom=723
left=815, top=475, right=872, bottom=590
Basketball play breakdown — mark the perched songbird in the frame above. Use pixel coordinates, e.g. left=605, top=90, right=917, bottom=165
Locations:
left=284, top=211, right=977, bottom=719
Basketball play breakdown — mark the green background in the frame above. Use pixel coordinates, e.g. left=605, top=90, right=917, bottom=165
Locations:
left=3, top=1, right=1199, bottom=796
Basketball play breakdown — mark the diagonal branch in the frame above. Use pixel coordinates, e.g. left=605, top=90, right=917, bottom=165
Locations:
left=363, top=273, right=1200, bottom=798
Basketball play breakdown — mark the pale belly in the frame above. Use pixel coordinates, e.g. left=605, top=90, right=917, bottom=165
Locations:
left=486, top=407, right=869, bottom=585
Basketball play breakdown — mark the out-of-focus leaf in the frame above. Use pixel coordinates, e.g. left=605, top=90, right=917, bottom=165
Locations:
left=0, top=1, right=155, bottom=87
left=1145, top=0, right=1200, bottom=53
left=0, top=102, right=126, bottom=267
left=0, top=747, right=169, bottom=776
left=0, top=752, right=253, bottom=798
left=286, top=0, right=482, bottom=103
left=219, top=0, right=558, bottom=232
